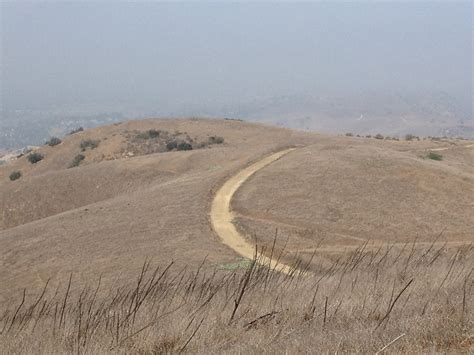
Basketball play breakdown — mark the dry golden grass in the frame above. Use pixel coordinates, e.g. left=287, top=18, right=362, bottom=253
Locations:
left=1, top=118, right=473, bottom=352
left=233, top=140, right=474, bottom=252
left=0, top=240, right=472, bottom=353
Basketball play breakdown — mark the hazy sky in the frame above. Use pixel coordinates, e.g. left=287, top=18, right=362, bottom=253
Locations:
left=1, top=2, right=472, bottom=112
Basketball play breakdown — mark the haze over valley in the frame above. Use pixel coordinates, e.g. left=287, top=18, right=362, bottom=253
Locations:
left=0, top=2, right=473, bottom=353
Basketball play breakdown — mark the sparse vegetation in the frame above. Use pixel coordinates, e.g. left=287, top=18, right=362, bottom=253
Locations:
left=208, top=136, right=224, bottom=144
left=0, top=243, right=471, bottom=353
left=125, top=129, right=224, bottom=156
left=135, top=129, right=162, bottom=140
left=27, top=152, right=44, bottom=164
left=224, top=117, right=243, bottom=121
left=9, top=171, right=22, bottom=181
left=68, top=127, right=84, bottom=135
left=68, top=154, right=86, bottom=168
left=405, top=134, right=420, bottom=141
left=345, top=132, right=353, bottom=137
left=45, top=137, right=62, bottom=147
left=374, top=133, right=384, bottom=140
left=80, top=139, right=100, bottom=151
left=166, top=140, right=178, bottom=151
left=427, top=151, right=443, bottom=161
left=177, top=142, right=193, bottom=151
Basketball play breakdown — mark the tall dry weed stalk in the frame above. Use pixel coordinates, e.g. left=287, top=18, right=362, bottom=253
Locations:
left=0, top=239, right=472, bottom=353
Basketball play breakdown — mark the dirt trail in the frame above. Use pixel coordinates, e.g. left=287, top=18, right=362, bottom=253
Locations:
left=210, top=146, right=472, bottom=274
left=428, top=144, right=474, bottom=152
left=211, top=149, right=297, bottom=274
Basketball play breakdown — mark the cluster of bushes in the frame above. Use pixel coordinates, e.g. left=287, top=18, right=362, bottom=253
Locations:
left=9, top=171, right=22, bottom=181
left=165, top=140, right=193, bottom=151
left=127, top=129, right=224, bottom=156
left=405, top=134, right=420, bottom=141
left=80, top=139, right=100, bottom=151
left=45, top=137, right=62, bottom=147
left=346, top=133, right=400, bottom=141
left=135, top=129, right=162, bottom=140
left=68, top=154, right=86, bottom=168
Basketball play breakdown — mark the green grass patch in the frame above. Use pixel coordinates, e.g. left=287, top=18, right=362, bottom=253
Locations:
left=217, top=258, right=252, bottom=271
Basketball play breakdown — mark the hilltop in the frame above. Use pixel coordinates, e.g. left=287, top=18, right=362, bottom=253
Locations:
left=1, top=117, right=473, bottom=299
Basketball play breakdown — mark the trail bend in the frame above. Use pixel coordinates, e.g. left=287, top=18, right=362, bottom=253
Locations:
left=210, top=148, right=297, bottom=274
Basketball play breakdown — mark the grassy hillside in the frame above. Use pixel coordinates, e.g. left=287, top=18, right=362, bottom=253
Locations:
left=0, top=118, right=315, bottom=305
left=0, top=118, right=472, bottom=352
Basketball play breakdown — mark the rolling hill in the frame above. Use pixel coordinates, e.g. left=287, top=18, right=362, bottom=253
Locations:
left=0, top=118, right=472, bottom=352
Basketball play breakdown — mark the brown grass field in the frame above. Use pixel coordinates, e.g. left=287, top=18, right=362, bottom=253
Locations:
left=0, top=118, right=472, bottom=353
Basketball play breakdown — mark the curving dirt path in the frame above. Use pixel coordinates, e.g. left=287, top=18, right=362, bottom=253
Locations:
left=210, top=145, right=472, bottom=274
left=211, top=148, right=297, bottom=274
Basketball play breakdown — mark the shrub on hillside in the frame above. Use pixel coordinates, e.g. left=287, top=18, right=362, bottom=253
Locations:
left=177, top=142, right=193, bottom=151
left=405, top=134, right=419, bottom=141
left=68, top=154, right=86, bottom=168
left=45, top=137, right=62, bottom=147
left=68, top=127, right=84, bottom=135
left=136, top=129, right=161, bottom=140
left=208, top=136, right=224, bottom=144
left=9, top=171, right=22, bottom=181
left=166, top=140, right=178, bottom=151
left=27, top=152, right=44, bottom=164
left=345, top=133, right=353, bottom=137
left=374, top=133, right=384, bottom=140
left=427, top=152, right=443, bottom=161
left=80, top=139, right=100, bottom=151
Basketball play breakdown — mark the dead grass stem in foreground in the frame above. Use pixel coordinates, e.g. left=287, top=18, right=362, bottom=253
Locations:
left=0, top=240, right=472, bottom=353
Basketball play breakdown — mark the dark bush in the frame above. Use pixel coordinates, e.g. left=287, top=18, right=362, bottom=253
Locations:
left=177, top=142, right=193, bottom=151
left=68, top=154, right=85, bottom=168
left=405, top=134, right=419, bottom=141
left=27, top=152, right=44, bottom=164
left=166, top=140, right=178, bottom=151
left=9, top=171, right=22, bottom=181
left=136, top=129, right=161, bottom=140
left=69, top=127, right=84, bottom=135
left=80, top=139, right=100, bottom=151
left=45, top=137, right=62, bottom=147
left=345, top=133, right=353, bottom=137
left=208, top=136, right=224, bottom=144
left=374, top=133, right=384, bottom=140
left=427, top=152, right=443, bottom=161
